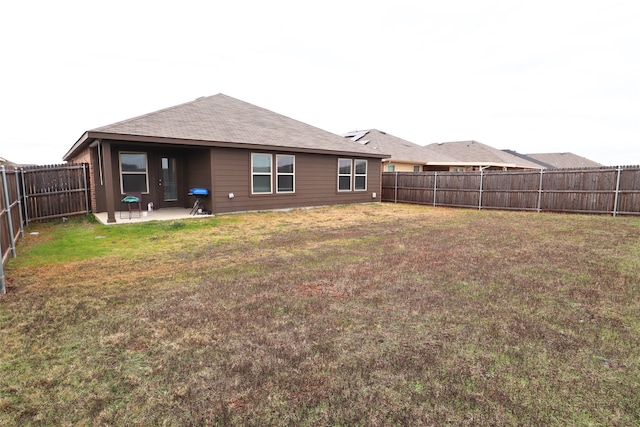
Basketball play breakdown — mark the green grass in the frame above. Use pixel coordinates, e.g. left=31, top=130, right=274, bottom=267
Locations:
left=10, top=215, right=230, bottom=266
left=1, top=204, right=640, bottom=426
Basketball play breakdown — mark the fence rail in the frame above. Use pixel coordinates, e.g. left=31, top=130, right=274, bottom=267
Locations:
left=1, top=163, right=89, bottom=294
left=382, top=166, right=640, bottom=216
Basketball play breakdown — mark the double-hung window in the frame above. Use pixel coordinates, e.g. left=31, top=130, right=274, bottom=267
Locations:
left=276, top=155, right=295, bottom=193
left=252, top=153, right=272, bottom=194
left=120, top=152, right=148, bottom=194
left=354, top=160, right=367, bottom=191
left=338, top=158, right=368, bottom=192
left=252, top=153, right=296, bottom=194
left=338, top=159, right=352, bottom=191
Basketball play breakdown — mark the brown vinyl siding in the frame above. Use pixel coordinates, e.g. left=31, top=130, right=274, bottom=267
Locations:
left=209, top=148, right=381, bottom=214
left=78, top=142, right=383, bottom=216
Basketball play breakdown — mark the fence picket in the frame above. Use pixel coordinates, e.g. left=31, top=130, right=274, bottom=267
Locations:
left=383, top=166, right=640, bottom=216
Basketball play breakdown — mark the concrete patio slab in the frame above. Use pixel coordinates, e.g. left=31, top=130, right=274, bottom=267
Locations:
left=93, top=208, right=213, bottom=225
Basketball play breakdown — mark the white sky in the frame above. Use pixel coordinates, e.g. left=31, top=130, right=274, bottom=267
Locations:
left=1, top=0, right=639, bottom=166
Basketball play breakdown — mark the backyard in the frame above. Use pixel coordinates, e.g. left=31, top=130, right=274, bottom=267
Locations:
left=1, top=203, right=639, bottom=426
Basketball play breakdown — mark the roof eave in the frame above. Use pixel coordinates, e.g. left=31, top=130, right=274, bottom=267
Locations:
left=62, top=131, right=92, bottom=161
left=64, top=132, right=391, bottom=160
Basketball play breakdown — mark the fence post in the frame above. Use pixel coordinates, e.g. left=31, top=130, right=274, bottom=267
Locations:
left=1, top=166, right=16, bottom=257
left=479, top=169, right=483, bottom=210
left=613, top=166, right=622, bottom=217
left=21, top=168, right=30, bottom=225
left=394, top=172, right=398, bottom=204
left=433, top=172, right=437, bottom=206
left=0, top=252, right=4, bottom=294
left=537, top=169, right=544, bottom=213
left=14, top=168, right=24, bottom=237
left=83, top=163, right=90, bottom=214
left=0, top=166, right=5, bottom=295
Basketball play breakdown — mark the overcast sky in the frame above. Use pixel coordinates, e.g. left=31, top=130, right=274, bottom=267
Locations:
left=1, top=0, right=639, bottom=166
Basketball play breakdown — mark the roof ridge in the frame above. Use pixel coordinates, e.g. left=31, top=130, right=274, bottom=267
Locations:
left=91, top=93, right=228, bottom=131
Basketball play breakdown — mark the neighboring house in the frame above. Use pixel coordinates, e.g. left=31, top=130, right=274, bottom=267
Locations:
left=0, top=157, right=17, bottom=167
left=518, top=152, right=603, bottom=169
left=423, top=140, right=543, bottom=171
left=63, top=94, right=389, bottom=223
left=342, top=129, right=456, bottom=172
left=342, top=132, right=543, bottom=172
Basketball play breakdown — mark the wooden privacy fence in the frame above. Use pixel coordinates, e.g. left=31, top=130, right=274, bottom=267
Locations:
left=382, top=166, right=640, bottom=216
left=1, top=163, right=89, bottom=294
left=1, top=166, right=24, bottom=294
left=21, top=163, right=90, bottom=223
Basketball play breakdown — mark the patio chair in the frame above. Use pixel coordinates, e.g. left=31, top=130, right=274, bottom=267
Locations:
left=120, top=192, right=142, bottom=219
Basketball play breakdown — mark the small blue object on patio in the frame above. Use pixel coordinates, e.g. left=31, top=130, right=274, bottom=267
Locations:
left=188, top=188, right=209, bottom=215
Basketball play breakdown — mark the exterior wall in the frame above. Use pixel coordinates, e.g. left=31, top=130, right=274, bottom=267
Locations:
left=384, top=161, right=422, bottom=172
left=185, top=148, right=212, bottom=194
left=210, top=147, right=382, bottom=214
left=89, top=140, right=382, bottom=215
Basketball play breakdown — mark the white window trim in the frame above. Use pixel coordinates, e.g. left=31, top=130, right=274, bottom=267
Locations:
left=251, top=153, right=273, bottom=194
left=276, top=154, right=295, bottom=194
left=354, top=159, right=368, bottom=191
left=119, top=151, right=149, bottom=194
left=338, top=158, right=352, bottom=192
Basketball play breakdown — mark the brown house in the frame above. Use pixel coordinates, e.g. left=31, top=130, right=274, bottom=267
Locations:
left=63, top=94, right=389, bottom=223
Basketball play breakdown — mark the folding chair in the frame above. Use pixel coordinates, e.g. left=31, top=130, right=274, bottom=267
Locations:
left=120, top=192, right=142, bottom=219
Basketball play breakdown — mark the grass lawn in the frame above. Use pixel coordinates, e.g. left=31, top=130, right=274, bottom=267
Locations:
left=1, top=203, right=639, bottom=426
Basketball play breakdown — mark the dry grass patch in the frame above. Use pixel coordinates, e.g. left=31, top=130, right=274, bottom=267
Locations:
left=1, top=204, right=639, bottom=426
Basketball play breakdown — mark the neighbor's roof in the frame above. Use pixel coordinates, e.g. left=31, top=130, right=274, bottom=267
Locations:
left=342, top=129, right=457, bottom=163
left=524, top=152, right=603, bottom=169
left=424, top=140, right=543, bottom=169
left=64, top=94, right=389, bottom=161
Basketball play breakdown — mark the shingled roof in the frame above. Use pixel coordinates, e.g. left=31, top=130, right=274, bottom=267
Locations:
left=342, top=129, right=456, bottom=163
left=64, top=94, right=389, bottom=161
left=424, top=140, right=543, bottom=169
left=524, top=152, right=603, bottom=169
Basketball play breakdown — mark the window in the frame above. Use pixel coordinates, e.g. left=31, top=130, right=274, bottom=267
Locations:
left=252, top=153, right=272, bottom=194
left=452, top=167, right=465, bottom=172
left=387, top=164, right=395, bottom=172
left=276, top=155, right=295, bottom=193
left=120, top=152, right=148, bottom=193
left=338, top=158, right=368, bottom=192
left=338, top=159, right=352, bottom=191
left=413, top=165, right=420, bottom=173
left=354, top=159, right=367, bottom=191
